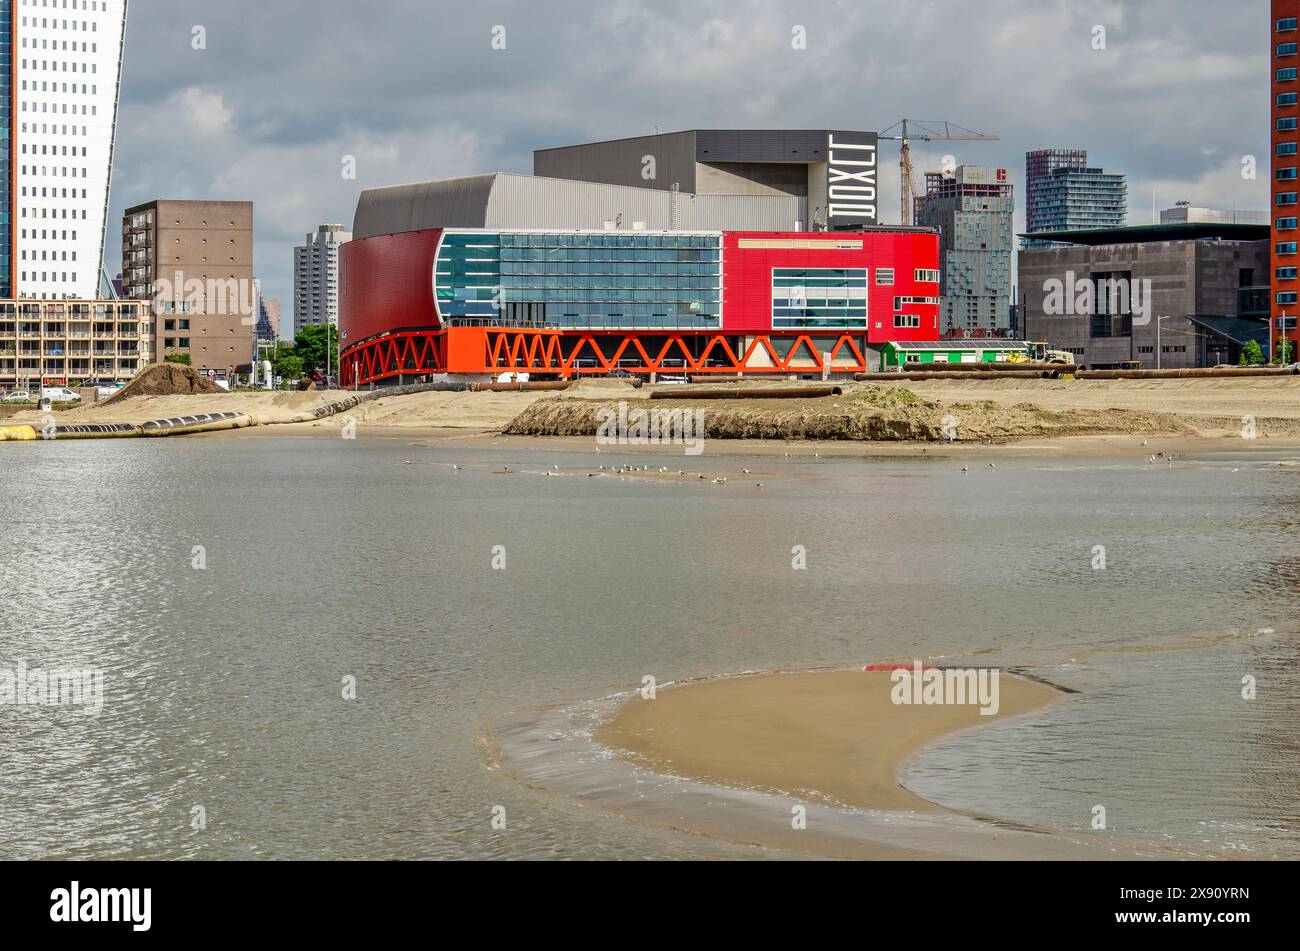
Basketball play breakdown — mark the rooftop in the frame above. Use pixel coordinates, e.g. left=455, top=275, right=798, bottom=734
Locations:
left=1019, top=222, right=1269, bottom=246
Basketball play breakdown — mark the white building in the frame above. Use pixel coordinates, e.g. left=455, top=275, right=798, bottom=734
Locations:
left=1159, top=205, right=1268, bottom=226
left=13, top=0, right=128, bottom=300
left=293, top=223, right=350, bottom=334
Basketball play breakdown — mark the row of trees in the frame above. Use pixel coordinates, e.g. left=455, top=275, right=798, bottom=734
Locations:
left=1239, top=339, right=1295, bottom=365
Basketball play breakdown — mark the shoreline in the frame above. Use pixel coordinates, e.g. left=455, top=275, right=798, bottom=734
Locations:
left=592, top=668, right=1060, bottom=816
left=489, top=667, right=1227, bottom=860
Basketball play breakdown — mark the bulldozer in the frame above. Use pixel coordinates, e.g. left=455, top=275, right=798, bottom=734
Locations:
left=1008, top=341, right=1075, bottom=365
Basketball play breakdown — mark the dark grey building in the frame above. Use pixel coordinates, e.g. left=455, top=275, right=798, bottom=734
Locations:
left=535, top=129, right=881, bottom=230
left=1017, top=223, right=1270, bottom=369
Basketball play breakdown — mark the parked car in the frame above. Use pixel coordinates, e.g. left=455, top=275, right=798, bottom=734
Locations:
left=1, top=390, right=33, bottom=403
left=39, top=387, right=81, bottom=403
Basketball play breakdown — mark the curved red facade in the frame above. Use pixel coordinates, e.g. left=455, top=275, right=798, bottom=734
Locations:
left=339, top=226, right=941, bottom=384
left=340, top=229, right=442, bottom=344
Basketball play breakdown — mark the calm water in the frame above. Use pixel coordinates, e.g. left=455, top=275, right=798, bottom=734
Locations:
left=0, top=434, right=1297, bottom=859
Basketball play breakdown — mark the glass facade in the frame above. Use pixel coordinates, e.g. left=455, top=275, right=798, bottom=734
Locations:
left=771, top=267, right=868, bottom=329
left=434, top=230, right=722, bottom=329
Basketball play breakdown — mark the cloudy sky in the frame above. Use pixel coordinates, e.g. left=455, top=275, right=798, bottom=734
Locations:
left=108, top=0, right=1268, bottom=331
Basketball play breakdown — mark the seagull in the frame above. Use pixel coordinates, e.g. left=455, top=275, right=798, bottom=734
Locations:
left=451, top=464, right=463, bottom=471
left=988, top=463, right=996, bottom=469
left=552, top=464, right=559, bottom=471
left=754, top=483, right=763, bottom=488
left=503, top=465, right=510, bottom=472
left=741, top=468, right=751, bottom=474
left=961, top=465, right=969, bottom=473
left=1140, top=441, right=1148, bottom=447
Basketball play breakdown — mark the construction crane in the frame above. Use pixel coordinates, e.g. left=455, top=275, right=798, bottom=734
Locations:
left=879, top=120, right=1000, bottom=226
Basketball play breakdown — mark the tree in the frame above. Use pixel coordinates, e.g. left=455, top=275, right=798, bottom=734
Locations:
left=165, top=352, right=192, bottom=366
left=293, top=324, right=339, bottom=375
left=1276, top=337, right=1295, bottom=365
left=269, top=342, right=303, bottom=384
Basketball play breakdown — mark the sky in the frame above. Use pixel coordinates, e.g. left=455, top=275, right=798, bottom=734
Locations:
left=106, top=0, right=1270, bottom=333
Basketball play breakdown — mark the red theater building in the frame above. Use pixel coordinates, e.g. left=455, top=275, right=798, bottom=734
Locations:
left=339, top=132, right=941, bottom=384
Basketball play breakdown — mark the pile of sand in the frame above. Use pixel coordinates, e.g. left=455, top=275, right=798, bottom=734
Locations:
left=501, top=383, right=1196, bottom=442
left=103, top=364, right=227, bottom=404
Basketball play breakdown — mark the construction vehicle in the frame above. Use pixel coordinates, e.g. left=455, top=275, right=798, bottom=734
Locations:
left=879, top=119, right=1000, bottom=226
left=1009, top=342, right=1075, bottom=365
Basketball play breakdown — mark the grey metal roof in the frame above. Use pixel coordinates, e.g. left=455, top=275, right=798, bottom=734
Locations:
left=887, top=340, right=1025, bottom=351
left=352, top=172, right=808, bottom=239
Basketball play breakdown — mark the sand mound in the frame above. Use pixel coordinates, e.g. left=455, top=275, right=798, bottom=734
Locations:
left=104, top=364, right=227, bottom=404
left=502, top=383, right=1196, bottom=442
left=566, top=378, right=642, bottom=393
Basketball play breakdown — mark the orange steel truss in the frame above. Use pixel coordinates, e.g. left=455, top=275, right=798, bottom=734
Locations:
left=340, top=326, right=870, bottom=386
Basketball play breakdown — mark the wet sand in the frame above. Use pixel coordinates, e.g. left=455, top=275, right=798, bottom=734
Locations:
left=594, top=669, right=1061, bottom=814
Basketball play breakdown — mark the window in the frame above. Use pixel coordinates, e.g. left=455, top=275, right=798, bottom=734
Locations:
left=772, top=267, right=869, bottom=329
left=1280, top=118, right=1299, bottom=131
left=914, top=269, right=940, bottom=283
left=1279, top=17, right=1298, bottom=30
left=1279, top=143, right=1299, bottom=155
left=893, top=315, right=921, bottom=328
left=1281, top=43, right=1299, bottom=56
left=1279, top=218, right=1298, bottom=230
left=1280, top=68, right=1299, bottom=81
left=1277, top=192, right=1298, bottom=205
left=1278, top=167, right=1298, bottom=180
left=1277, top=292, right=1299, bottom=304
left=875, top=268, right=894, bottom=285
left=1277, top=267, right=1298, bottom=279
left=1276, top=242, right=1298, bottom=254
left=1280, top=93, right=1299, bottom=106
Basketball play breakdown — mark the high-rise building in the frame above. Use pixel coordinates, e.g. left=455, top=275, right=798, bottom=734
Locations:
left=5, top=0, right=129, bottom=300
left=1024, top=149, right=1126, bottom=247
left=293, top=223, right=350, bottom=335
left=121, top=199, right=255, bottom=379
left=914, top=166, right=1013, bottom=334
left=1273, top=1, right=1300, bottom=354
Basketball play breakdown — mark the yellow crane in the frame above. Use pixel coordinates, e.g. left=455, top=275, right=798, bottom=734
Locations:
left=879, top=120, right=1000, bottom=226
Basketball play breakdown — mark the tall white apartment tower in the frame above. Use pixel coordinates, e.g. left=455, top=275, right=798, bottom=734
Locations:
left=293, top=223, right=350, bottom=334
left=10, top=0, right=128, bottom=300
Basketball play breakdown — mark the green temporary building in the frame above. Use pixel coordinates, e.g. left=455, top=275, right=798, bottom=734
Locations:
left=878, top=340, right=1027, bottom=371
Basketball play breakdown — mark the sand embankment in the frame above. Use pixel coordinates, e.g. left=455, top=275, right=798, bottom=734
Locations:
left=12, top=376, right=1300, bottom=444
left=595, top=669, right=1059, bottom=815
left=503, top=383, right=1194, bottom=441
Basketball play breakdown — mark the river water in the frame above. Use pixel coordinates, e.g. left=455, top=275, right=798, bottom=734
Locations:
left=1, top=434, right=1297, bottom=859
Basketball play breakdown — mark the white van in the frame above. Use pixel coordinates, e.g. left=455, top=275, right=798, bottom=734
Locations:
left=40, top=387, right=81, bottom=403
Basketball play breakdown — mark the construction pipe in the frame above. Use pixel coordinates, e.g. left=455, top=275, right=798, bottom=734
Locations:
left=469, top=381, right=573, bottom=392
left=649, top=385, right=844, bottom=400
left=856, top=370, right=1062, bottom=381
left=864, top=361, right=1074, bottom=373
left=1076, top=366, right=1298, bottom=380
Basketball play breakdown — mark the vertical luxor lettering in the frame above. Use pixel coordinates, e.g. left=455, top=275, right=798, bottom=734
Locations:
left=827, top=133, right=878, bottom=223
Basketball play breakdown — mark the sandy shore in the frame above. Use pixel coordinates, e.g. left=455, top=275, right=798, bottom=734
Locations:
left=10, top=377, right=1300, bottom=452
left=594, top=669, right=1059, bottom=814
